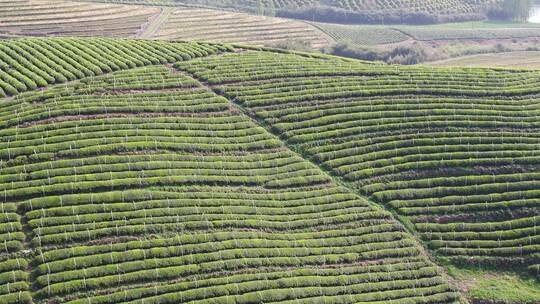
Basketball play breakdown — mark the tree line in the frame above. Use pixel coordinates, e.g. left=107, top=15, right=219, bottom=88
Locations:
left=489, top=0, right=533, bottom=22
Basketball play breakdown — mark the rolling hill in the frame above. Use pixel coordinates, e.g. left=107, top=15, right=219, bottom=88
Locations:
left=0, top=0, right=159, bottom=37
left=0, top=37, right=467, bottom=304
left=0, top=2, right=540, bottom=304
left=2, top=0, right=539, bottom=68
left=0, top=35, right=538, bottom=303
left=78, top=0, right=498, bottom=23
left=430, top=51, right=540, bottom=69
left=179, top=51, right=540, bottom=276
left=0, top=0, right=330, bottom=48
left=153, top=7, right=329, bottom=48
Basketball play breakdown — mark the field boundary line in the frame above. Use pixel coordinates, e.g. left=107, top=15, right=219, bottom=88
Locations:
left=139, top=6, right=174, bottom=39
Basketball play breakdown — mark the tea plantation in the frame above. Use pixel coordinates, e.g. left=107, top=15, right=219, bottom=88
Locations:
left=179, top=50, right=540, bottom=290
left=0, top=37, right=537, bottom=303
left=81, top=0, right=496, bottom=19
left=0, top=38, right=466, bottom=304
left=0, top=0, right=159, bottom=38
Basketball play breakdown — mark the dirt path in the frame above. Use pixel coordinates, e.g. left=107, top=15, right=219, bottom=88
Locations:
left=138, top=6, right=174, bottom=39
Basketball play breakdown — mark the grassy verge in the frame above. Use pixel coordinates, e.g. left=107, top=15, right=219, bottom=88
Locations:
left=446, top=265, right=540, bottom=304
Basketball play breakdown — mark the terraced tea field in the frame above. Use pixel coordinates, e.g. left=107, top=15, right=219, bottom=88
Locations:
left=326, top=0, right=494, bottom=15
left=0, top=0, right=330, bottom=49
left=79, top=0, right=496, bottom=18
left=0, top=37, right=228, bottom=97
left=313, top=23, right=410, bottom=46
left=154, top=7, right=330, bottom=48
left=2, top=0, right=532, bottom=59
left=399, top=27, right=540, bottom=40
left=430, top=51, right=540, bottom=69
left=178, top=51, right=540, bottom=284
left=0, top=38, right=464, bottom=304
left=0, top=0, right=159, bottom=37
left=1, top=31, right=540, bottom=303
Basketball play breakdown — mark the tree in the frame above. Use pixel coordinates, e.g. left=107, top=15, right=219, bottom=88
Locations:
left=267, top=0, right=276, bottom=17
left=257, top=0, right=265, bottom=16
left=503, top=0, right=532, bottom=22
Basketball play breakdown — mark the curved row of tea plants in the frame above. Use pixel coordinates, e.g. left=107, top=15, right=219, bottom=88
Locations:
left=0, top=259, right=30, bottom=304
left=177, top=51, right=540, bottom=276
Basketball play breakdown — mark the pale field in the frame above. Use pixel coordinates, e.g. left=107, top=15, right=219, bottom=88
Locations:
left=428, top=51, right=540, bottom=69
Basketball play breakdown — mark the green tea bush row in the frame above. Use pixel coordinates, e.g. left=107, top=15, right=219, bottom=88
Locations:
left=31, top=210, right=389, bottom=246
left=37, top=245, right=420, bottom=296
left=58, top=259, right=434, bottom=304
left=63, top=278, right=452, bottom=304
left=37, top=223, right=397, bottom=263
left=36, top=237, right=414, bottom=286
left=0, top=259, right=29, bottom=303
left=22, top=187, right=354, bottom=211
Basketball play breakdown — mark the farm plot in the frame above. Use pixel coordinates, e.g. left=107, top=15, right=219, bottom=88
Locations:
left=429, top=51, right=540, bottom=69
left=0, top=60, right=459, bottom=303
left=399, top=27, right=540, bottom=40
left=0, top=0, right=159, bottom=38
left=0, top=37, right=229, bottom=98
left=313, top=23, right=409, bottom=46
left=0, top=38, right=226, bottom=303
left=326, top=0, right=494, bottom=15
left=314, top=22, right=540, bottom=49
left=81, top=0, right=316, bottom=10
left=177, top=51, right=540, bottom=276
left=154, top=7, right=330, bottom=48
left=76, top=0, right=493, bottom=17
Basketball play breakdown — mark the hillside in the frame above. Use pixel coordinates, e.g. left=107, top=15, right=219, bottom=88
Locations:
left=0, top=0, right=330, bottom=48
left=153, top=7, right=329, bottom=48
left=0, top=0, right=159, bottom=37
left=2, top=0, right=539, bottom=67
left=314, top=20, right=540, bottom=66
left=78, top=0, right=497, bottom=23
left=177, top=50, right=540, bottom=302
left=429, top=51, right=540, bottom=68
left=180, top=51, right=540, bottom=274
left=0, top=37, right=464, bottom=304
left=0, top=36, right=538, bottom=304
